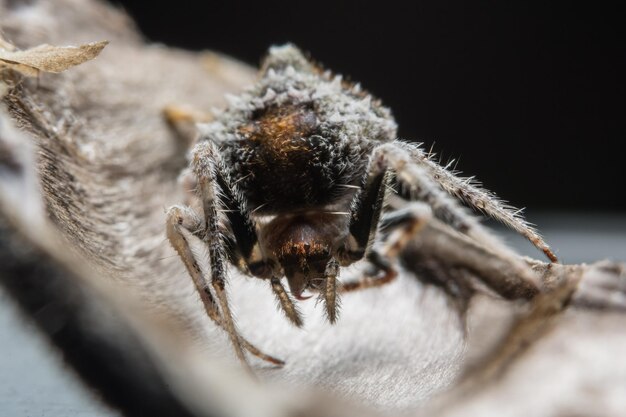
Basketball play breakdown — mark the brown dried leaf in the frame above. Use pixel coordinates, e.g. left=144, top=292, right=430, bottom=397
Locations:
left=0, top=39, right=108, bottom=77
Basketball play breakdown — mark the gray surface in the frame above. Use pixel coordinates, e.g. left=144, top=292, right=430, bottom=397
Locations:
left=0, top=213, right=624, bottom=416
left=493, top=212, right=626, bottom=264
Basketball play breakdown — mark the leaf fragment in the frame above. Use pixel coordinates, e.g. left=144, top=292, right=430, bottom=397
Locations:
left=0, top=38, right=108, bottom=77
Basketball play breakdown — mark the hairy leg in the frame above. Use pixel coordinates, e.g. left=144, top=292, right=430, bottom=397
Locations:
left=340, top=203, right=432, bottom=293
left=166, top=205, right=284, bottom=367
left=341, top=142, right=541, bottom=299
left=337, top=150, right=434, bottom=294
left=324, top=259, right=340, bottom=323
left=335, top=156, right=392, bottom=293
left=193, top=143, right=252, bottom=371
left=394, top=140, right=557, bottom=262
left=270, top=277, right=303, bottom=327
left=372, top=142, right=541, bottom=273
left=171, top=140, right=295, bottom=370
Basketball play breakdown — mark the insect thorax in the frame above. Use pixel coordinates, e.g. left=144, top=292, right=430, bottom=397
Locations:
left=199, top=44, right=398, bottom=213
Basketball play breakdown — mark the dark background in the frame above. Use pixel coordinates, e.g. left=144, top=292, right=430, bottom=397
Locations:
left=116, top=1, right=624, bottom=212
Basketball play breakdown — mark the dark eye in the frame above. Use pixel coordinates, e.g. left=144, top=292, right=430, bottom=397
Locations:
left=248, top=261, right=273, bottom=278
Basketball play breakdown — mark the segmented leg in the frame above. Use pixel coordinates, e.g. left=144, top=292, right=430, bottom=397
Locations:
left=337, top=152, right=432, bottom=294
left=395, top=141, right=557, bottom=262
left=270, top=277, right=303, bottom=327
left=334, top=156, right=391, bottom=294
left=166, top=206, right=284, bottom=367
left=341, top=203, right=432, bottom=293
left=166, top=205, right=220, bottom=323
left=379, top=202, right=432, bottom=258
left=337, top=162, right=389, bottom=266
left=340, top=253, right=398, bottom=293
left=372, top=142, right=538, bottom=264
left=193, top=144, right=252, bottom=371
left=375, top=143, right=485, bottom=235
left=324, top=259, right=339, bottom=323
left=194, top=142, right=289, bottom=365
left=169, top=140, right=290, bottom=370
left=336, top=142, right=443, bottom=294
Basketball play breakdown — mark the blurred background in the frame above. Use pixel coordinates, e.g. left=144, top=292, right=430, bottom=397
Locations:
left=115, top=0, right=625, bottom=212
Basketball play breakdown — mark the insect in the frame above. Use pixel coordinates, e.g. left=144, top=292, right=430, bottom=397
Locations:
left=166, top=44, right=557, bottom=371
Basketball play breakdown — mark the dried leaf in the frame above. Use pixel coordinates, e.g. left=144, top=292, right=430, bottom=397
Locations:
left=0, top=39, right=108, bottom=77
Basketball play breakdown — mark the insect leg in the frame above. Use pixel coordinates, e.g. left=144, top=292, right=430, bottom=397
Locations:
left=340, top=203, right=431, bottom=293
left=335, top=156, right=399, bottom=292
left=372, top=142, right=534, bottom=264
left=166, top=205, right=222, bottom=325
left=378, top=202, right=433, bottom=258
left=270, top=277, right=304, bottom=327
left=199, top=142, right=307, bottom=329
left=324, top=259, right=339, bottom=323
left=192, top=141, right=289, bottom=370
left=337, top=161, right=389, bottom=265
left=362, top=142, right=542, bottom=298
left=166, top=205, right=284, bottom=367
left=396, top=141, right=557, bottom=262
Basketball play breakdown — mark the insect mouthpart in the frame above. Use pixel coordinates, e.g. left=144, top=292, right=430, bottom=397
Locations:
left=269, top=216, right=335, bottom=300
left=279, top=241, right=332, bottom=300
